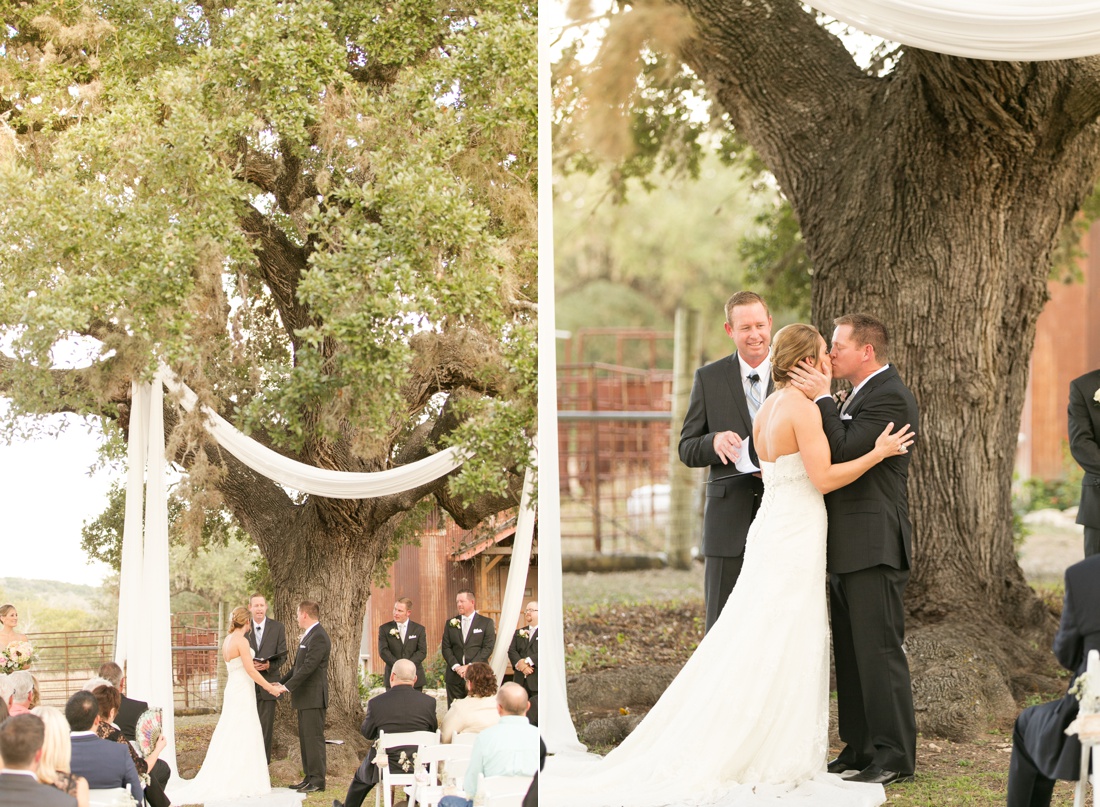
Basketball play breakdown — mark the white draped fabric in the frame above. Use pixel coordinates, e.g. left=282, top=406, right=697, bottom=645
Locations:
left=489, top=462, right=537, bottom=681
left=114, top=367, right=532, bottom=774
left=804, top=0, right=1100, bottom=60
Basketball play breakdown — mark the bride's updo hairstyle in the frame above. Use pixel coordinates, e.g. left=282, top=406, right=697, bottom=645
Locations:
left=228, top=606, right=251, bottom=635
left=770, top=324, right=823, bottom=387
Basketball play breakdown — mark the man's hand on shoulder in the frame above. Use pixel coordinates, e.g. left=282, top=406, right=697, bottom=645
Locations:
left=712, top=431, right=743, bottom=465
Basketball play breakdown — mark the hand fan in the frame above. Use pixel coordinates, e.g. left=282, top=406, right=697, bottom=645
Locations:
left=135, top=707, right=163, bottom=758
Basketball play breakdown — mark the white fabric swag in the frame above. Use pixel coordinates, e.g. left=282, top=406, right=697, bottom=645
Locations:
left=116, top=366, right=533, bottom=771
left=805, top=0, right=1100, bottom=60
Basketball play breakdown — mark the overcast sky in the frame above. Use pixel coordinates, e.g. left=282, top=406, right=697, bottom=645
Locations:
left=0, top=414, right=117, bottom=588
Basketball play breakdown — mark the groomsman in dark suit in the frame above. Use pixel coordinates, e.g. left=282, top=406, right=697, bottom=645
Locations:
left=332, top=660, right=438, bottom=807
left=377, top=597, right=428, bottom=690
left=248, top=592, right=288, bottom=762
left=793, top=312, right=918, bottom=785
left=508, top=601, right=538, bottom=724
left=0, top=714, right=77, bottom=807
left=1008, top=553, right=1100, bottom=807
left=280, top=600, right=331, bottom=793
left=441, top=590, right=496, bottom=706
left=1069, top=368, right=1100, bottom=557
left=679, top=291, right=774, bottom=632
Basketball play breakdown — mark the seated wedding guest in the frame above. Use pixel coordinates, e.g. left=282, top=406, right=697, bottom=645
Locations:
left=441, top=662, right=499, bottom=743
left=437, top=683, right=540, bottom=807
left=1008, top=552, right=1100, bottom=807
left=0, top=604, right=29, bottom=650
left=92, top=685, right=170, bottom=807
left=7, top=670, right=35, bottom=715
left=65, top=690, right=144, bottom=806
left=0, top=713, right=77, bottom=806
left=96, top=662, right=149, bottom=743
left=32, top=705, right=90, bottom=807
left=333, top=659, right=438, bottom=807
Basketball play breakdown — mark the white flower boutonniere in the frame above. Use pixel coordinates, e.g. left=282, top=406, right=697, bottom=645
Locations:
left=389, top=627, right=401, bottom=638
left=832, top=389, right=849, bottom=407
left=1093, top=387, right=1100, bottom=406
left=449, top=617, right=461, bottom=629
left=518, top=629, right=530, bottom=639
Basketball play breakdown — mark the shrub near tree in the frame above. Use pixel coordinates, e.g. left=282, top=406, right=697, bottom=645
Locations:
left=0, top=0, right=536, bottom=736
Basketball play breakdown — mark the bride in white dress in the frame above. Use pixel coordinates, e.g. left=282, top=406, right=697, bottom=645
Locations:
left=168, top=606, right=304, bottom=807
left=544, top=324, right=915, bottom=807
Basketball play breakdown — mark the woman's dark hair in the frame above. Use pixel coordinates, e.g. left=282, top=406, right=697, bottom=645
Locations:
left=92, top=684, right=122, bottom=720
left=464, top=662, right=499, bottom=698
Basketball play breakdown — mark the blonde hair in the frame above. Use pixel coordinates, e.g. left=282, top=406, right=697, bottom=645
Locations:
left=770, top=324, right=823, bottom=386
left=0, top=604, right=15, bottom=619
left=228, top=606, right=251, bottom=634
left=31, top=705, right=72, bottom=782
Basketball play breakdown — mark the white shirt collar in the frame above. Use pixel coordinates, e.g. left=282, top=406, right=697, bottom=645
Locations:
left=1, top=769, right=37, bottom=777
left=301, top=622, right=318, bottom=638
left=737, top=355, right=769, bottom=384
left=71, top=730, right=98, bottom=737
left=848, top=363, right=891, bottom=403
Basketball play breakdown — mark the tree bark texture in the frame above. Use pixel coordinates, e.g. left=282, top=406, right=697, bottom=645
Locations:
left=677, top=0, right=1100, bottom=733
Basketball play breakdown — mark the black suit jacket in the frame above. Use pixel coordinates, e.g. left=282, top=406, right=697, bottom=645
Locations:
left=507, top=628, right=538, bottom=692
left=817, top=365, right=919, bottom=574
left=115, top=694, right=148, bottom=742
left=248, top=617, right=288, bottom=701
left=1016, top=553, right=1100, bottom=779
left=378, top=620, right=428, bottom=688
left=441, top=613, right=496, bottom=676
left=69, top=733, right=144, bottom=804
left=358, top=685, right=439, bottom=786
left=678, top=352, right=773, bottom=558
left=0, top=772, right=77, bottom=807
left=281, top=622, right=331, bottom=711
left=1069, top=369, right=1100, bottom=528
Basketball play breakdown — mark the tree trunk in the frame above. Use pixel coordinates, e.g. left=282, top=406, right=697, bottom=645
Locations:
left=674, top=0, right=1100, bottom=735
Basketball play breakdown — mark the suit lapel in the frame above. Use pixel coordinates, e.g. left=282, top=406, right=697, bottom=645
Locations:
left=845, top=365, right=896, bottom=418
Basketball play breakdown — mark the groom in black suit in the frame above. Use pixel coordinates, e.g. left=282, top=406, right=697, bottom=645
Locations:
left=1069, top=368, right=1100, bottom=557
left=377, top=597, right=428, bottom=690
left=679, top=291, right=774, bottom=631
left=281, top=600, right=331, bottom=793
left=795, top=313, right=918, bottom=785
left=441, top=590, right=496, bottom=706
left=248, top=593, right=288, bottom=762
left=1007, top=553, right=1100, bottom=807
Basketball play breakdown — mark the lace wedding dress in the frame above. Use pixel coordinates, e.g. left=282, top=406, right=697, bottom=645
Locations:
left=168, top=651, right=304, bottom=807
left=544, top=453, right=886, bottom=807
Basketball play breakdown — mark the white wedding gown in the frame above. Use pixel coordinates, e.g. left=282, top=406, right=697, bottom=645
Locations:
left=544, top=453, right=886, bottom=807
left=168, top=651, right=304, bottom=807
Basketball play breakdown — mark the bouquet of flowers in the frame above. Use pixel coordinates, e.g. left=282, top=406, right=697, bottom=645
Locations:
left=0, top=641, right=36, bottom=673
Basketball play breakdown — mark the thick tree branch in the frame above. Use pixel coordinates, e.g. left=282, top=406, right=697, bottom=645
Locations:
left=239, top=207, right=316, bottom=344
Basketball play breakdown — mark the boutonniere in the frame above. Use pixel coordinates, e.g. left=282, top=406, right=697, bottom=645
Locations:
left=389, top=627, right=401, bottom=638
left=832, top=389, right=849, bottom=406
left=449, top=617, right=461, bottom=628
left=1093, top=388, right=1100, bottom=406
left=518, top=629, right=530, bottom=639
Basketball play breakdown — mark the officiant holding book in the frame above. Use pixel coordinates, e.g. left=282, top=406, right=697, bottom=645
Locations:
left=248, top=593, right=288, bottom=763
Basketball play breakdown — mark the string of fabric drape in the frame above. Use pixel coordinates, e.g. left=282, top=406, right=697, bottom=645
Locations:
left=116, top=365, right=482, bottom=773
left=489, top=461, right=537, bottom=682
left=804, top=0, right=1100, bottom=60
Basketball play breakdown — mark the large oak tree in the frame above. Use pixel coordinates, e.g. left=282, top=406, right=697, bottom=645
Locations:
left=556, top=1, right=1100, bottom=736
left=0, top=0, right=536, bottom=741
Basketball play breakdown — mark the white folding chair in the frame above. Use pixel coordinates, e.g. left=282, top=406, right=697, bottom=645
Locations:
left=88, top=788, right=138, bottom=807
left=452, top=731, right=480, bottom=746
left=478, top=773, right=533, bottom=807
left=409, top=743, right=474, bottom=807
left=1073, top=649, right=1100, bottom=807
left=374, top=728, right=440, bottom=807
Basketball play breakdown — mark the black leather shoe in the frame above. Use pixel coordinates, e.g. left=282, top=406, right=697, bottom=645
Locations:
left=297, top=783, right=325, bottom=793
left=846, top=765, right=914, bottom=785
left=288, top=780, right=308, bottom=790
left=332, top=800, right=345, bottom=807
left=826, top=758, right=863, bottom=775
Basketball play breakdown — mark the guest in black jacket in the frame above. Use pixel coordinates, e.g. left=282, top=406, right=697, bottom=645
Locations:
left=1008, top=553, right=1100, bottom=807
left=334, top=659, right=438, bottom=807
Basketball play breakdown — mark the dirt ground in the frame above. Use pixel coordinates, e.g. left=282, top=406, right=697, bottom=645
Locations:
left=559, top=513, right=1092, bottom=806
